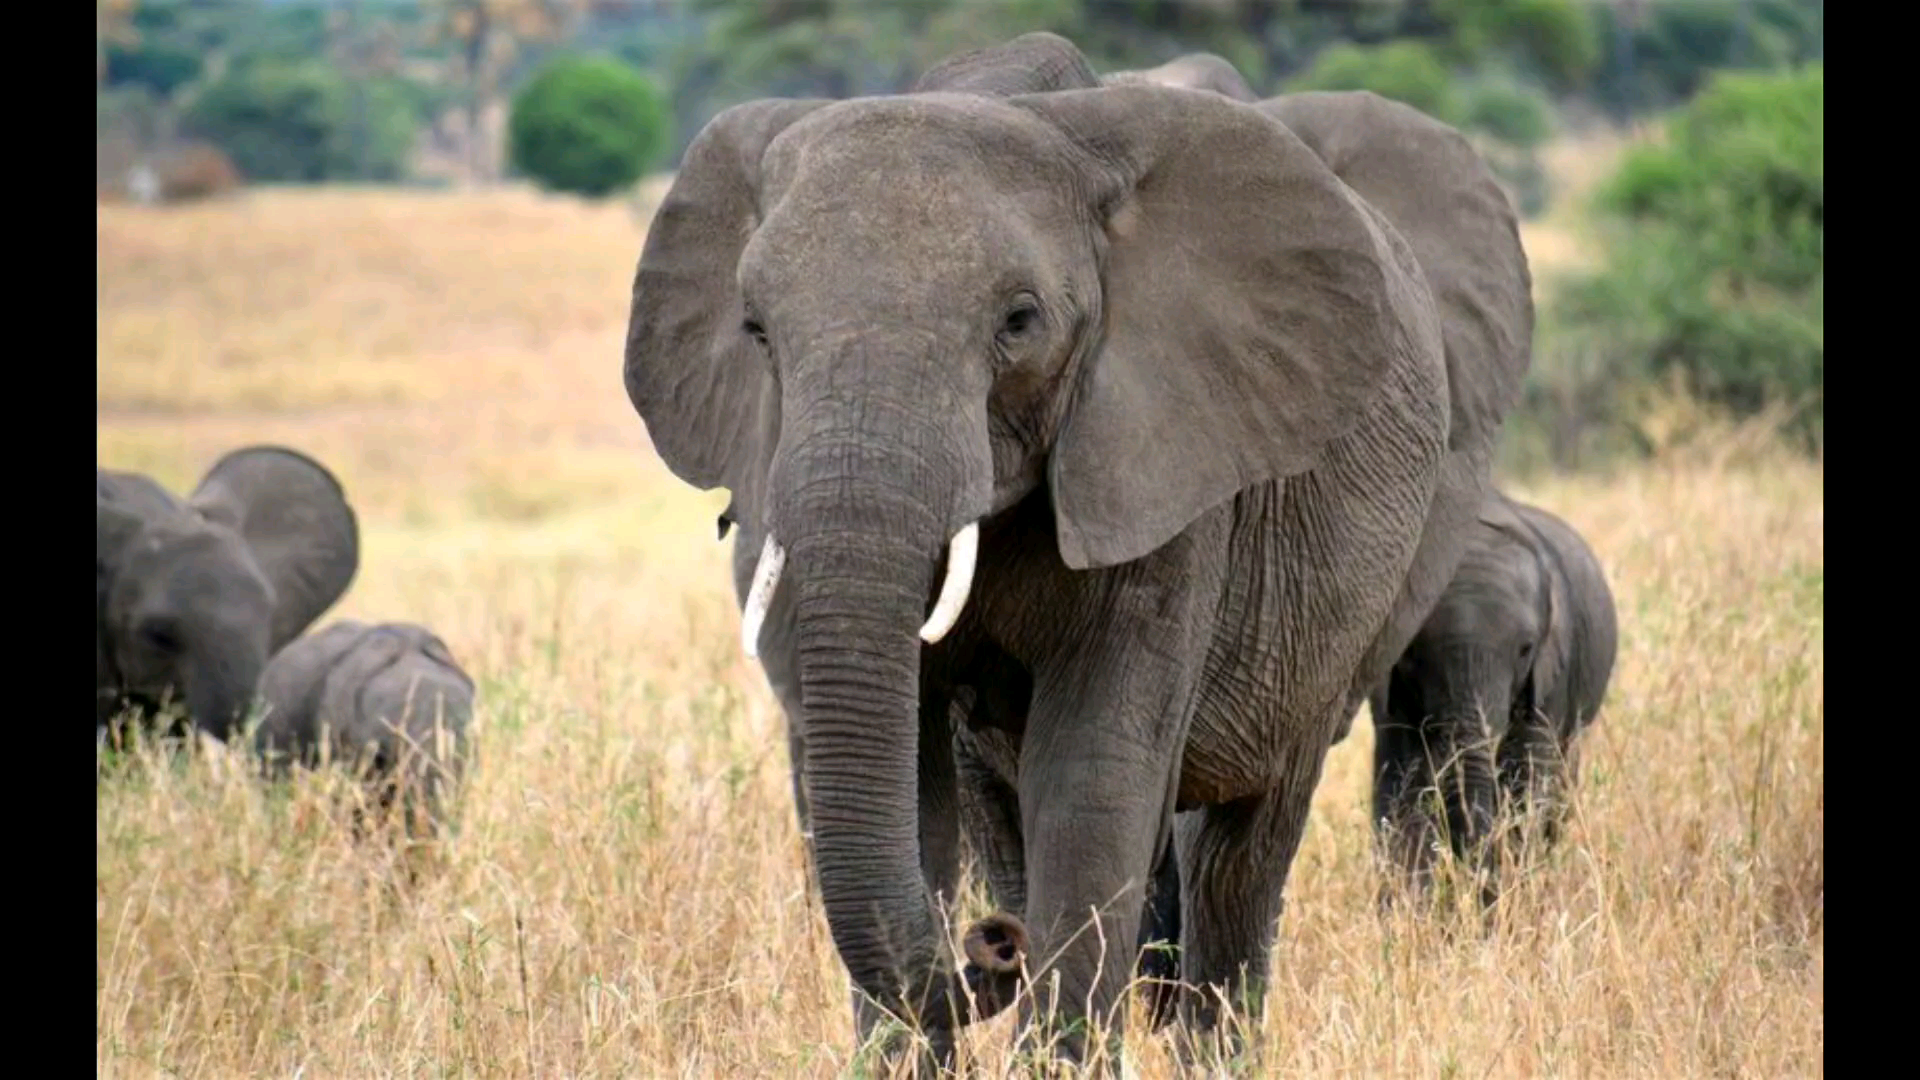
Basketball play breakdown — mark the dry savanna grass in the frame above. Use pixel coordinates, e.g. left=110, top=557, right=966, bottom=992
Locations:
left=98, top=163, right=1821, bottom=1077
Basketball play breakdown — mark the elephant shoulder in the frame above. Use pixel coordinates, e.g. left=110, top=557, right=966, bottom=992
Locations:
left=1256, top=90, right=1534, bottom=458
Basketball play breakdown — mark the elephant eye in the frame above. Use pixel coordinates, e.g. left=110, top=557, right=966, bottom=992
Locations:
left=998, top=303, right=1041, bottom=343
left=1518, top=641, right=1533, bottom=659
left=140, top=618, right=182, bottom=654
left=741, top=318, right=769, bottom=349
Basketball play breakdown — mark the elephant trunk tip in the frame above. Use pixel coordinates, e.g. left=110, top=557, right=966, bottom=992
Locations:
left=962, top=911, right=1029, bottom=976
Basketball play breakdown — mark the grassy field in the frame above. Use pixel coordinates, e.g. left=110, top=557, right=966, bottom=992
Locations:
left=97, top=162, right=1822, bottom=1077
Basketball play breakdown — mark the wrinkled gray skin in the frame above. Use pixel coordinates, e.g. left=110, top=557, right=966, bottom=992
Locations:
left=630, top=32, right=1532, bottom=1070
left=254, top=619, right=475, bottom=835
left=1365, top=492, right=1617, bottom=909
left=97, top=446, right=360, bottom=743
left=1102, top=51, right=1259, bottom=102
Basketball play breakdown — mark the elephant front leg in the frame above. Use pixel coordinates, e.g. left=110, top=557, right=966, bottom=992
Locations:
left=960, top=640, right=1195, bottom=1067
left=1495, top=702, right=1577, bottom=856
left=1371, top=705, right=1442, bottom=906
left=954, top=722, right=1028, bottom=916
left=917, top=688, right=963, bottom=913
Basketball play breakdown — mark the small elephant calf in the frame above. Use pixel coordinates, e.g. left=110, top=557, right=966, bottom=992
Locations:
left=1367, top=491, right=1618, bottom=908
left=254, top=620, right=475, bottom=836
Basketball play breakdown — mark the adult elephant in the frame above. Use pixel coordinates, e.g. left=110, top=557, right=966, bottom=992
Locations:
left=97, top=446, right=360, bottom=742
left=624, top=34, right=1532, bottom=1071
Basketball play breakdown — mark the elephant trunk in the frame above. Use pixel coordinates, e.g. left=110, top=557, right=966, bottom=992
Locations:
left=758, top=412, right=987, bottom=1030
left=186, top=643, right=266, bottom=742
left=1417, top=646, right=1513, bottom=862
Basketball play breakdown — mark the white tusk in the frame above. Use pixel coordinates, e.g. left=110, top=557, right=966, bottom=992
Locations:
left=919, top=522, right=979, bottom=644
left=740, top=534, right=786, bottom=659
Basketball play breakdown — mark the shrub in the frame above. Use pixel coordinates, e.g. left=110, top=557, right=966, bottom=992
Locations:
left=104, top=43, right=204, bottom=98
left=183, top=60, right=420, bottom=183
left=1587, top=0, right=1824, bottom=120
left=508, top=56, right=673, bottom=199
left=1458, top=73, right=1555, bottom=150
left=1287, top=41, right=1459, bottom=124
left=1547, top=65, right=1823, bottom=453
left=1437, top=0, right=1601, bottom=92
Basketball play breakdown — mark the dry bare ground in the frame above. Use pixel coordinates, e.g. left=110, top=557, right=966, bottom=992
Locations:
left=97, top=161, right=1821, bottom=1077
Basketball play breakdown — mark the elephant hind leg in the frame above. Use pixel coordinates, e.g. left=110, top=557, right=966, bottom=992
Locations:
left=1173, top=736, right=1328, bottom=1065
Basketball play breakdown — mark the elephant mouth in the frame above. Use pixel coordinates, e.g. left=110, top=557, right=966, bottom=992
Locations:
left=739, top=520, right=981, bottom=659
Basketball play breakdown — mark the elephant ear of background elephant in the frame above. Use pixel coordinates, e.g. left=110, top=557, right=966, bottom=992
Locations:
left=1259, top=91, right=1534, bottom=455
left=185, top=446, right=361, bottom=652
left=1102, top=53, right=1258, bottom=102
left=1011, top=84, right=1440, bottom=569
left=911, top=30, right=1101, bottom=95
left=624, top=99, right=836, bottom=533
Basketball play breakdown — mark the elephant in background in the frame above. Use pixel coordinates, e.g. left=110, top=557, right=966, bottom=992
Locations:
left=1368, top=491, right=1618, bottom=908
left=628, top=31, right=1532, bottom=1070
left=1101, top=51, right=1259, bottom=101
left=254, top=619, right=476, bottom=837
left=98, top=446, right=359, bottom=743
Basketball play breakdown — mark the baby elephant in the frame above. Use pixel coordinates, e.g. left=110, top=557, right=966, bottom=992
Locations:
left=254, top=620, right=475, bottom=836
left=1368, top=492, right=1617, bottom=908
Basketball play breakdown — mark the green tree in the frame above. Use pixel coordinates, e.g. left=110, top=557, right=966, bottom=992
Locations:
left=1434, top=0, right=1600, bottom=92
left=507, top=54, right=672, bottom=197
left=428, top=1, right=586, bottom=183
left=184, top=59, right=421, bottom=182
left=1286, top=39, right=1458, bottom=121
left=1551, top=64, right=1823, bottom=451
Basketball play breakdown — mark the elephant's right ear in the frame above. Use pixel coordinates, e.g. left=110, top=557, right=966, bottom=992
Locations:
left=623, top=99, right=833, bottom=528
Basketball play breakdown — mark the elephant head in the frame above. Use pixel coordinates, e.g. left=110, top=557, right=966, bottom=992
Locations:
left=1392, top=498, right=1564, bottom=753
left=255, top=619, right=475, bottom=836
left=625, top=78, right=1436, bottom=1028
left=97, top=446, right=359, bottom=741
left=1101, top=51, right=1259, bottom=102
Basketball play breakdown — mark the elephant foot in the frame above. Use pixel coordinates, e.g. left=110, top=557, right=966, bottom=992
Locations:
left=960, top=911, right=1029, bottom=1019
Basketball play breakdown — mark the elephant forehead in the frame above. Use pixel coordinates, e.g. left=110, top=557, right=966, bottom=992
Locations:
left=121, top=522, right=273, bottom=610
left=747, top=103, right=1082, bottom=284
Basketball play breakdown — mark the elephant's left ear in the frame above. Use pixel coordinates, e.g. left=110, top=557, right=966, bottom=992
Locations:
left=188, top=446, right=360, bottom=651
left=1013, top=85, right=1443, bottom=569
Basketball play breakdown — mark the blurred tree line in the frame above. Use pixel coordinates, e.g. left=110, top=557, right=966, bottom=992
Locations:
left=97, top=0, right=1821, bottom=464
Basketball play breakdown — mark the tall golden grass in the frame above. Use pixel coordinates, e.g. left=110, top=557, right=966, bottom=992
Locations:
left=97, top=180, right=1821, bottom=1077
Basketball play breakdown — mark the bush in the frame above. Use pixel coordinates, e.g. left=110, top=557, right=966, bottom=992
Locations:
left=1287, top=41, right=1459, bottom=125
left=1587, top=0, right=1824, bottom=120
left=183, top=61, right=420, bottom=183
left=1546, top=65, right=1823, bottom=454
left=1437, top=0, right=1601, bottom=92
left=1458, top=73, right=1555, bottom=150
left=104, top=43, right=204, bottom=98
left=508, top=56, right=673, bottom=199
